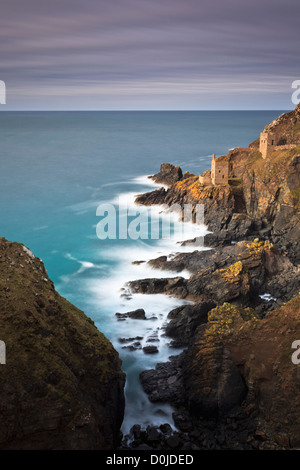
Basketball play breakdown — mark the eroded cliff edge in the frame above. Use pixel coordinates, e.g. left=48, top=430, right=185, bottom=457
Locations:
left=0, top=237, right=125, bottom=450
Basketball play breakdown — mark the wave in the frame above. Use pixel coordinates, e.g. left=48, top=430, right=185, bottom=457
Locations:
left=131, top=174, right=169, bottom=190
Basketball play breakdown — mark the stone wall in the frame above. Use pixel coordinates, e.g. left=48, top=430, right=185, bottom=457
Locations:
left=212, top=159, right=229, bottom=185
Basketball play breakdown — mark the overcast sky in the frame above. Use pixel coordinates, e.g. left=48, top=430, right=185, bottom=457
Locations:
left=0, top=0, right=299, bottom=110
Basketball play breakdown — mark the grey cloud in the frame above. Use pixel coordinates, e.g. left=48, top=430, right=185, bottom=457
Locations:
left=0, top=0, right=299, bottom=109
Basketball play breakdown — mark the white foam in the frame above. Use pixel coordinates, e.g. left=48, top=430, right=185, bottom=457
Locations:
left=259, top=293, right=277, bottom=302
left=64, top=253, right=104, bottom=274
left=32, top=225, right=49, bottom=231
left=66, top=199, right=100, bottom=214
left=132, top=174, right=169, bottom=190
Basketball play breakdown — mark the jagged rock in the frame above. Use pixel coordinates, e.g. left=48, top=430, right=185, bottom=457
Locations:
left=184, top=330, right=247, bottom=418
left=135, top=187, right=168, bottom=206
left=127, top=277, right=188, bottom=298
left=140, top=355, right=184, bottom=403
left=143, top=345, right=159, bottom=354
left=115, top=308, right=146, bottom=320
left=118, top=336, right=143, bottom=343
left=140, top=239, right=300, bottom=311
left=151, top=163, right=183, bottom=186
left=165, top=301, right=216, bottom=348
left=148, top=255, right=185, bottom=273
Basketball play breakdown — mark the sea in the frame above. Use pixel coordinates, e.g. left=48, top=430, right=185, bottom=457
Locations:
left=0, top=110, right=284, bottom=434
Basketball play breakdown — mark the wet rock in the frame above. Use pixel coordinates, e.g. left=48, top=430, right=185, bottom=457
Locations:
left=118, top=336, right=143, bottom=344
left=159, top=423, right=173, bottom=435
left=165, top=301, right=216, bottom=347
left=128, top=277, right=188, bottom=299
left=148, top=255, right=185, bottom=273
left=165, top=435, right=181, bottom=449
left=140, top=355, right=184, bottom=404
left=115, top=308, right=147, bottom=320
left=146, top=337, right=160, bottom=343
left=143, top=345, right=159, bottom=354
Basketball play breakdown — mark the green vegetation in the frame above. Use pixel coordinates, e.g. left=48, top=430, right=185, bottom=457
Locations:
left=0, top=238, right=123, bottom=403
left=205, top=302, right=259, bottom=341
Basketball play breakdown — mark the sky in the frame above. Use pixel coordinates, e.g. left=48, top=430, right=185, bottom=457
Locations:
left=0, top=0, right=299, bottom=110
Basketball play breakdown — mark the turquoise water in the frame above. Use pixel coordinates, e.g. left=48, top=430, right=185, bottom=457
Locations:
left=0, top=110, right=283, bottom=432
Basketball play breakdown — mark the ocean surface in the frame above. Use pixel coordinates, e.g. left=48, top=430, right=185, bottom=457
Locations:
left=0, top=110, right=284, bottom=433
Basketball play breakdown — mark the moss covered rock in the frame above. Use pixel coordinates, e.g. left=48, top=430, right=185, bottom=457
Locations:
left=0, top=238, right=125, bottom=449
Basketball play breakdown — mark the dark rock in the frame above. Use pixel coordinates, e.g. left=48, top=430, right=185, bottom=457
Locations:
left=140, top=355, right=184, bottom=404
left=145, top=426, right=161, bottom=443
left=134, top=443, right=153, bottom=450
left=140, top=239, right=299, bottom=309
left=165, top=301, right=216, bottom=347
left=147, top=337, right=159, bottom=343
left=165, top=435, right=181, bottom=449
left=160, top=423, right=173, bottom=435
left=115, top=308, right=147, bottom=320
left=135, top=187, right=167, bottom=206
left=151, top=163, right=183, bottom=186
left=127, top=277, right=188, bottom=299
left=184, top=340, right=247, bottom=419
left=143, top=345, right=159, bottom=354
left=148, top=255, right=185, bottom=273
left=118, top=336, right=143, bottom=343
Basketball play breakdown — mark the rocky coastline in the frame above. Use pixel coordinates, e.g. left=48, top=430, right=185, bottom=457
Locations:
left=120, top=105, right=300, bottom=450
left=1, top=105, right=300, bottom=450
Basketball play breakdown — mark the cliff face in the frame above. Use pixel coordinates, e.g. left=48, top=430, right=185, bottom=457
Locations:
left=136, top=175, right=246, bottom=233
left=184, top=295, right=300, bottom=447
left=236, top=148, right=300, bottom=257
left=0, top=238, right=125, bottom=450
left=263, top=103, right=300, bottom=145
left=228, top=106, right=300, bottom=261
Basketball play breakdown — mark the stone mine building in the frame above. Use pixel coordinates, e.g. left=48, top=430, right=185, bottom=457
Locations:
left=199, top=154, right=229, bottom=186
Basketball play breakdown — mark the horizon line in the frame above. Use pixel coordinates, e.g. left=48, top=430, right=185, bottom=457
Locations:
left=0, top=108, right=291, bottom=112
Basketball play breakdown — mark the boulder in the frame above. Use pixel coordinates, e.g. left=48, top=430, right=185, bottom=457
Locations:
left=115, top=308, right=146, bottom=320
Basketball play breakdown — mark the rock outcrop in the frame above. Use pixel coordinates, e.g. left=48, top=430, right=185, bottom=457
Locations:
left=151, top=163, right=183, bottom=186
left=0, top=238, right=125, bottom=450
left=129, top=239, right=299, bottom=313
